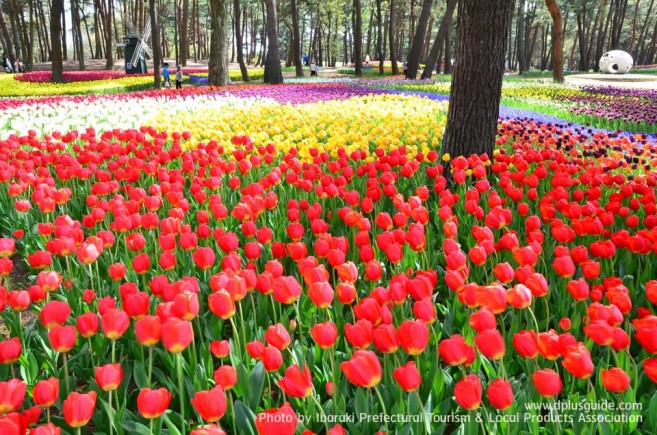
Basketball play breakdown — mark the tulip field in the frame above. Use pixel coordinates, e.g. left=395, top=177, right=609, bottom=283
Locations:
left=1, top=78, right=657, bottom=435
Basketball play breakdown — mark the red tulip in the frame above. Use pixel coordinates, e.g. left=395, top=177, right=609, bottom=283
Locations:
left=193, top=247, right=216, bottom=270
left=32, top=377, right=59, bottom=408
left=487, top=378, right=513, bottom=410
left=137, top=388, right=172, bottom=419
left=392, top=362, right=422, bottom=392
left=601, top=367, right=630, bottom=393
left=454, top=374, right=482, bottom=410
left=63, top=391, right=97, bottom=428
left=397, top=320, right=429, bottom=355
left=345, top=319, right=373, bottom=349
left=474, top=329, right=506, bottom=360
left=469, top=309, right=497, bottom=332
left=213, top=365, right=237, bottom=390
left=562, top=343, right=594, bottom=379
left=532, top=369, right=563, bottom=397
left=278, top=364, right=313, bottom=398
left=438, top=335, right=476, bottom=366
left=340, top=350, right=382, bottom=388
left=191, top=386, right=227, bottom=422
left=30, top=423, right=61, bottom=435
left=48, top=325, right=77, bottom=353
left=372, top=324, right=399, bottom=353
left=0, top=238, right=16, bottom=257
left=0, top=337, right=21, bottom=364
left=308, top=281, right=334, bottom=308
left=208, top=290, right=235, bottom=319
left=537, top=330, right=560, bottom=360
left=95, top=363, right=124, bottom=391
left=272, top=276, right=302, bottom=304
left=40, top=300, right=71, bottom=330
left=102, top=308, right=130, bottom=340
left=108, top=263, right=127, bottom=281
left=255, top=402, right=298, bottom=435
left=36, top=271, right=63, bottom=292
left=210, top=340, right=230, bottom=358
left=0, top=379, right=26, bottom=414
left=644, top=358, right=657, bottom=384
left=162, top=318, right=193, bottom=353
left=190, top=424, right=227, bottom=435
left=512, top=330, right=538, bottom=358
left=0, top=412, right=27, bottom=434
left=264, top=323, right=291, bottom=350
left=262, top=346, right=283, bottom=372
left=135, top=315, right=162, bottom=346
left=132, top=253, right=151, bottom=274
left=76, top=312, right=99, bottom=338
left=310, top=322, right=338, bottom=349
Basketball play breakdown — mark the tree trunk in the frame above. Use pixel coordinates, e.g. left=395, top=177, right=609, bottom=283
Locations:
left=545, top=0, right=564, bottom=81
left=181, top=0, right=189, bottom=65
left=234, top=0, right=250, bottom=80
left=50, top=0, right=65, bottom=82
left=291, top=0, right=303, bottom=76
left=376, top=0, right=384, bottom=74
left=443, top=19, right=452, bottom=74
left=517, top=0, right=527, bottom=73
left=421, top=0, right=457, bottom=79
left=104, top=0, right=114, bottom=69
left=406, top=0, right=433, bottom=78
left=208, top=0, right=230, bottom=86
left=149, top=0, right=161, bottom=89
left=73, top=0, right=85, bottom=69
left=389, top=0, right=398, bottom=74
left=0, top=10, right=14, bottom=63
left=263, top=0, right=283, bottom=83
left=442, top=0, right=514, bottom=160
left=353, top=0, right=363, bottom=76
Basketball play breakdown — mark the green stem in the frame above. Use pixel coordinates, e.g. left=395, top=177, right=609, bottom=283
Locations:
left=111, top=339, right=116, bottom=364
left=177, top=354, right=186, bottom=433
left=374, top=386, right=389, bottom=432
left=149, top=418, right=154, bottom=435
left=311, top=394, right=330, bottom=434
left=229, top=391, right=237, bottom=435
left=108, top=390, right=114, bottom=435
left=148, top=347, right=154, bottom=387
left=414, top=391, right=431, bottom=434
left=63, top=353, right=71, bottom=397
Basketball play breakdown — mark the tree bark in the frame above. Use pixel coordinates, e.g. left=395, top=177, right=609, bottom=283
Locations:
left=406, top=0, right=433, bottom=79
left=149, top=0, right=161, bottom=89
left=181, top=0, right=189, bottom=65
left=442, top=0, right=514, bottom=160
left=290, top=0, right=303, bottom=76
left=50, top=0, right=65, bottom=82
left=263, top=0, right=283, bottom=83
left=545, top=0, right=564, bottom=81
left=353, top=0, right=363, bottom=76
left=234, top=0, right=250, bottom=80
left=517, top=0, right=527, bottom=73
left=389, top=0, right=398, bottom=74
left=104, top=0, right=114, bottom=69
left=376, top=0, right=384, bottom=74
left=208, top=0, right=230, bottom=86
left=421, top=0, right=457, bottom=79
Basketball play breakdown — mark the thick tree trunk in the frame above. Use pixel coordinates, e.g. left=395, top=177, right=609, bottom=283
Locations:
left=234, top=0, right=250, bottom=80
left=517, top=0, right=527, bottom=73
left=353, top=0, right=363, bottom=76
left=421, top=0, right=457, bottom=79
left=406, top=0, right=433, bottom=79
left=149, top=0, right=161, bottom=89
left=263, top=0, right=283, bottom=83
left=181, top=0, right=189, bottom=65
left=73, top=0, right=85, bottom=69
left=104, top=0, right=114, bottom=69
left=208, top=0, right=230, bottom=86
left=545, top=0, right=564, bottom=81
left=290, top=0, right=303, bottom=76
left=50, top=0, right=65, bottom=82
left=442, top=0, right=514, bottom=160
left=376, top=0, right=384, bottom=74
left=0, top=10, right=14, bottom=63
left=389, top=0, right=398, bottom=74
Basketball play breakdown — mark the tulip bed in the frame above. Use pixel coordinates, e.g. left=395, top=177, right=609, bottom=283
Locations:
left=1, top=82, right=657, bottom=435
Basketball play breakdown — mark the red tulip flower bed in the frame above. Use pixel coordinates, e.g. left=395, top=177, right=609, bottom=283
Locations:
left=1, top=119, right=657, bottom=434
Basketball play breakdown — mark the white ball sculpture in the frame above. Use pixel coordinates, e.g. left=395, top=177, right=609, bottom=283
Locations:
left=599, top=50, right=633, bottom=74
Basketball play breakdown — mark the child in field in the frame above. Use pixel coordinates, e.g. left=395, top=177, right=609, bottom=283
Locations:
left=162, top=63, right=171, bottom=89
left=310, top=59, right=318, bottom=77
left=175, top=65, right=183, bottom=89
